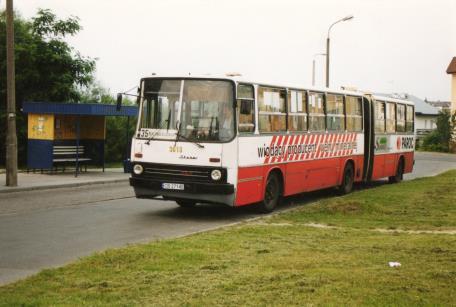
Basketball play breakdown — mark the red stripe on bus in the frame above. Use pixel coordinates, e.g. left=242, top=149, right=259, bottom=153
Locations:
left=283, top=135, right=296, bottom=162
left=327, top=134, right=334, bottom=158
left=316, top=134, right=324, bottom=159
left=306, top=134, right=316, bottom=160
left=338, top=133, right=349, bottom=157
left=321, top=133, right=334, bottom=158
left=335, top=133, right=344, bottom=157
left=314, top=134, right=322, bottom=159
left=304, top=134, right=314, bottom=160
left=345, top=133, right=355, bottom=156
left=293, top=134, right=307, bottom=161
left=293, top=134, right=303, bottom=161
left=319, top=133, right=329, bottom=159
left=350, top=133, right=356, bottom=155
left=279, top=135, right=292, bottom=163
left=270, top=135, right=284, bottom=164
left=288, top=135, right=297, bottom=161
left=300, top=134, right=310, bottom=161
left=264, top=135, right=277, bottom=164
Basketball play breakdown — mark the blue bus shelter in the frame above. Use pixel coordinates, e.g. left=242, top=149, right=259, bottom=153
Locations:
left=23, top=102, right=138, bottom=176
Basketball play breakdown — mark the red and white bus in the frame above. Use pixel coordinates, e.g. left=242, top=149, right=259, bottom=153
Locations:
left=127, top=76, right=415, bottom=212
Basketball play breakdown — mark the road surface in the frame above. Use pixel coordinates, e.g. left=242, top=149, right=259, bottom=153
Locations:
left=0, top=151, right=455, bottom=285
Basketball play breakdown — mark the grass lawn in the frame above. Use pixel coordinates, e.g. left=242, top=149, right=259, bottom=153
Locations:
left=0, top=171, right=455, bottom=306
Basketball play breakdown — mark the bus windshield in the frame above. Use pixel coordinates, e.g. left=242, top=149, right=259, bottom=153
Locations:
left=139, top=79, right=235, bottom=142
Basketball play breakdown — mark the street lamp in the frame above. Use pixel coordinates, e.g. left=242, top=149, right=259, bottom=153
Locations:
left=326, top=15, right=354, bottom=88
left=312, top=53, right=326, bottom=86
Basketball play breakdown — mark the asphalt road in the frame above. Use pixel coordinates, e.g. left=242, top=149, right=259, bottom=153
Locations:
left=1, top=151, right=455, bottom=285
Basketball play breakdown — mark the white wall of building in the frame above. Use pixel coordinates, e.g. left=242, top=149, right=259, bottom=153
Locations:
left=415, top=116, right=437, bottom=130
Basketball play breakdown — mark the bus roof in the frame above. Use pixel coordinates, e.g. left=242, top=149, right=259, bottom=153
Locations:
left=140, top=74, right=414, bottom=105
left=371, top=94, right=414, bottom=106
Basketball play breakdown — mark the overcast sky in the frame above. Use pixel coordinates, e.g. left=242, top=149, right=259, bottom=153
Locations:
left=3, top=0, right=456, bottom=101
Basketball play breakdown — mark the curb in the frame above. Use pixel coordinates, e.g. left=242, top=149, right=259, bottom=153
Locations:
left=0, top=178, right=129, bottom=194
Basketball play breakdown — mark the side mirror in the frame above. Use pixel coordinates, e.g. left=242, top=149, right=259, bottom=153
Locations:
left=116, top=93, right=122, bottom=111
left=136, top=87, right=141, bottom=104
left=240, top=100, right=252, bottom=115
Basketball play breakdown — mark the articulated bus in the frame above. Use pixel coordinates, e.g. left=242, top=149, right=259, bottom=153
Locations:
left=127, top=76, right=415, bottom=212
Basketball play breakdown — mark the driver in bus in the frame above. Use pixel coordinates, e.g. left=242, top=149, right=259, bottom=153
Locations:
left=219, top=103, right=234, bottom=141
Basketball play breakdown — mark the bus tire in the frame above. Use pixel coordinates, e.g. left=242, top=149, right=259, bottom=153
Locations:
left=339, top=163, right=354, bottom=195
left=259, top=173, right=281, bottom=213
left=389, top=158, right=404, bottom=184
left=176, top=200, right=197, bottom=208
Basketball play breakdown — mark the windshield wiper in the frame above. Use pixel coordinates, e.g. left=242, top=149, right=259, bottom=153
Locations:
left=174, top=122, right=205, bottom=149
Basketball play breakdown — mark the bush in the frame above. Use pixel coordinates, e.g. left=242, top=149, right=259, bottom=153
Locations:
left=421, top=110, right=456, bottom=152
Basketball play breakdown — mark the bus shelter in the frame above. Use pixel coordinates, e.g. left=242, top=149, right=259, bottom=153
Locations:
left=23, top=102, right=138, bottom=176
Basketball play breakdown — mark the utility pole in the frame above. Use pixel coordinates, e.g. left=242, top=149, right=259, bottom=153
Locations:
left=6, top=0, right=18, bottom=186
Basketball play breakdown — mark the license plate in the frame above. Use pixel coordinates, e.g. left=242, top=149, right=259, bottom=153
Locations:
left=162, top=183, right=185, bottom=190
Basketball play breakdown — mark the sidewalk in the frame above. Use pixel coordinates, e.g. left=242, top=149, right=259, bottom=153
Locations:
left=0, top=168, right=130, bottom=194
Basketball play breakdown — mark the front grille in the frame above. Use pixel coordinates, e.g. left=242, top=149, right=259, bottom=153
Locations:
left=137, top=163, right=226, bottom=183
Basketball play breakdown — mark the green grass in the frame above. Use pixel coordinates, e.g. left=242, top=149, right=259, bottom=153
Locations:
left=1, top=171, right=455, bottom=306
left=273, top=170, right=456, bottom=230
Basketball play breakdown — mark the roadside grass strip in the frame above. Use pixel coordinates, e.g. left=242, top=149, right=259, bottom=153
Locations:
left=272, top=170, right=456, bottom=231
left=0, top=171, right=455, bottom=306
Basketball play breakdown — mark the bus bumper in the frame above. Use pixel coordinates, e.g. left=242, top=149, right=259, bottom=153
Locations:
left=129, top=177, right=235, bottom=206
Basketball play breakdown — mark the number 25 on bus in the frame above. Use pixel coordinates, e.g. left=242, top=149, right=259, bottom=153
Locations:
left=120, top=75, right=415, bottom=212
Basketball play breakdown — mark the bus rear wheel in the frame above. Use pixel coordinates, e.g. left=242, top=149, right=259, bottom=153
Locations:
left=389, top=159, right=404, bottom=184
left=175, top=200, right=197, bottom=208
left=259, top=173, right=281, bottom=213
left=339, top=163, right=354, bottom=195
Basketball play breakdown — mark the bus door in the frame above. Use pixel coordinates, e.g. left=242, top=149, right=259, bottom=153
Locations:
left=362, top=96, right=374, bottom=181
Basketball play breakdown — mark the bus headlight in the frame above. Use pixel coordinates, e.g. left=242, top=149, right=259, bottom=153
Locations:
left=133, top=164, right=144, bottom=175
left=211, top=169, right=222, bottom=181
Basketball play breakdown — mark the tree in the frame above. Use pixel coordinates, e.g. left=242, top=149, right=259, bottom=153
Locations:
left=79, top=82, right=136, bottom=164
left=0, top=9, right=96, bottom=165
left=422, top=109, right=456, bottom=152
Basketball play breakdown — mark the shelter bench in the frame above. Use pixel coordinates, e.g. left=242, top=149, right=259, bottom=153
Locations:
left=52, top=145, right=91, bottom=172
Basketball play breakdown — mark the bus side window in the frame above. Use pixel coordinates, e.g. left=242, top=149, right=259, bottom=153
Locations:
left=406, top=105, right=414, bottom=133
left=258, top=86, right=286, bottom=133
left=346, top=96, right=363, bottom=131
left=396, top=104, right=406, bottom=132
left=237, top=84, right=255, bottom=133
left=288, top=90, right=307, bottom=132
left=375, top=101, right=386, bottom=133
left=308, top=92, right=325, bottom=131
left=386, top=102, right=396, bottom=133
left=326, top=94, right=345, bottom=131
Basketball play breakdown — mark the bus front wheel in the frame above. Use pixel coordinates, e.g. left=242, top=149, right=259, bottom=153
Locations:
left=339, top=163, right=354, bottom=195
left=259, top=173, right=281, bottom=213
